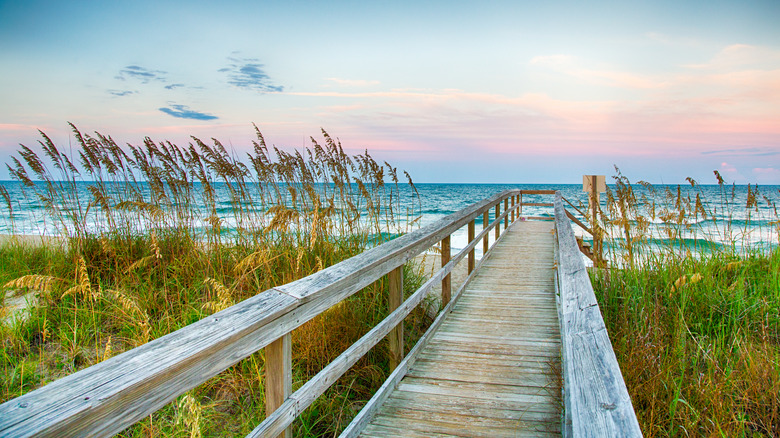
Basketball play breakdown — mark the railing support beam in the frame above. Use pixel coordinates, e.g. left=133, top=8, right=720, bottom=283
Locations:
left=495, top=204, right=501, bottom=240
left=388, top=266, right=404, bottom=371
left=266, top=333, right=292, bottom=438
left=482, top=211, right=489, bottom=257
left=467, top=220, right=475, bottom=274
left=504, top=199, right=509, bottom=230
left=441, top=236, right=451, bottom=306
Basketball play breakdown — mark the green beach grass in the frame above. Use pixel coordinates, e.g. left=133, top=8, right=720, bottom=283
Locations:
left=589, top=171, right=779, bottom=436
left=0, top=126, right=431, bottom=436
left=1, top=127, right=779, bottom=436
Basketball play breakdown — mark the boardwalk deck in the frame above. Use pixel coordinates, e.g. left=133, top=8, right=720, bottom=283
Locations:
left=359, top=220, right=562, bottom=438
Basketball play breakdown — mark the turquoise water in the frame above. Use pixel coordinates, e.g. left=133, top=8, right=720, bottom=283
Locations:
left=1, top=181, right=777, bottom=258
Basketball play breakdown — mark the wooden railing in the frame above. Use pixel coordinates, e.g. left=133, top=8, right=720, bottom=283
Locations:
left=0, top=189, right=638, bottom=437
left=553, top=193, right=642, bottom=436
left=0, top=189, right=546, bottom=438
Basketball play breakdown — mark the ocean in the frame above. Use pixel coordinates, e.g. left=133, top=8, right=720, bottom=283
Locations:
left=1, top=181, right=778, bottom=259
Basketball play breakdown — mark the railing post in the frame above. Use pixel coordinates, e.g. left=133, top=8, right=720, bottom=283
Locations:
left=388, top=265, right=404, bottom=371
left=504, top=198, right=509, bottom=230
left=467, top=219, right=475, bottom=274
left=519, top=193, right=523, bottom=218
left=510, top=195, right=515, bottom=222
left=441, top=236, right=451, bottom=306
left=266, top=333, right=292, bottom=438
left=495, top=203, right=501, bottom=240
left=482, top=211, right=489, bottom=256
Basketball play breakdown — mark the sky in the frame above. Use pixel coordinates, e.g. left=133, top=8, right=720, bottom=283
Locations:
left=1, top=0, right=779, bottom=184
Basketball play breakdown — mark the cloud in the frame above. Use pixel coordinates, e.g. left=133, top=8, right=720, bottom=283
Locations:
left=159, top=104, right=218, bottom=121
left=685, top=44, right=780, bottom=71
left=702, top=147, right=779, bottom=156
left=220, top=57, right=283, bottom=92
left=164, top=83, right=185, bottom=90
left=108, top=89, right=135, bottom=97
left=529, top=54, right=666, bottom=89
left=325, top=78, right=380, bottom=87
left=751, top=167, right=780, bottom=184
left=116, top=65, right=168, bottom=84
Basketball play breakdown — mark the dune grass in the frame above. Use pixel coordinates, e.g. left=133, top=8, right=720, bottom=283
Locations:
left=0, top=125, right=429, bottom=436
left=2, top=126, right=779, bottom=436
left=589, top=170, right=779, bottom=436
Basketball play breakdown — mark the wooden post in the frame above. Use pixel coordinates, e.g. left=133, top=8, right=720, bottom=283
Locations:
left=519, top=193, right=523, bottom=218
left=482, top=211, right=489, bottom=257
left=583, top=175, right=606, bottom=266
left=388, top=266, right=403, bottom=371
left=510, top=196, right=515, bottom=222
left=467, top=219, right=475, bottom=274
left=495, top=204, right=500, bottom=240
left=441, top=236, right=451, bottom=306
left=591, top=175, right=601, bottom=262
left=265, top=333, right=292, bottom=438
left=504, top=198, right=509, bottom=230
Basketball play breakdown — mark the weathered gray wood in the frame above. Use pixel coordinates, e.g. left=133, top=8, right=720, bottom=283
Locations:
left=346, top=220, right=563, bottom=437
left=519, top=189, right=557, bottom=195
left=0, top=190, right=522, bottom=438
left=340, top=206, right=520, bottom=438
left=265, top=333, right=291, bottom=438
left=504, top=198, right=509, bottom=229
left=388, top=266, right=403, bottom=371
left=441, top=235, right=451, bottom=306
left=554, top=193, right=642, bottom=437
left=482, top=211, right=489, bottom=255
left=467, top=219, right=475, bottom=274
left=254, top=195, right=520, bottom=438
left=565, top=208, right=594, bottom=235
left=523, top=202, right=555, bottom=207
left=495, top=203, right=501, bottom=239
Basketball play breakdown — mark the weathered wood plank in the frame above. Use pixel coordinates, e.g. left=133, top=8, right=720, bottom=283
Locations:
left=373, top=405, right=560, bottom=436
left=426, top=339, right=561, bottom=357
left=387, top=266, right=403, bottom=371
left=340, top=206, right=524, bottom=438
left=388, top=389, right=562, bottom=416
left=441, top=235, right=451, bottom=306
left=348, top=218, right=563, bottom=437
left=554, top=193, right=642, bottom=437
left=265, top=333, right=291, bottom=438
left=519, top=190, right=557, bottom=195
left=407, top=361, right=556, bottom=387
left=397, top=377, right=560, bottom=403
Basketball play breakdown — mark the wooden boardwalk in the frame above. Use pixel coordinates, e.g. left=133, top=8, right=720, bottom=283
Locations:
left=360, top=220, right=562, bottom=437
left=1, top=191, right=641, bottom=437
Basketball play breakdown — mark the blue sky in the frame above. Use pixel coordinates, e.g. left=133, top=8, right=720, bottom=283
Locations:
left=1, top=0, right=779, bottom=183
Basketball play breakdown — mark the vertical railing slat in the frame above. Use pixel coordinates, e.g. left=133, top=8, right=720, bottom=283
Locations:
left=388, top=266, right=404, bottom=371
left=441, top=236, right=451, bottom=306
left=265, top=333, right=292, bottom=438
left=467, top=220, right=475, bottom=274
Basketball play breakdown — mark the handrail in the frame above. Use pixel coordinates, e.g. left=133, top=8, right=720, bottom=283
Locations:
left=553, top=192, right=642, bottom=437
left=251, top=193, right=522, bottom=437
left=339, top=197, right=524, bottom=437
left=562, top=195, right=590, bottom=221
left=0, top=189, right=525, bottom=437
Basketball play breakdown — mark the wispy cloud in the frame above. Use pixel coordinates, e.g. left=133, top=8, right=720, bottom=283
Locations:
left=159, top=104, right=218, bottom=121
left=116, top=65, right=168, bottom=83
left=685, top=44, right=780, bottom=71
left=219, top=57, right=283, bottom=92
left=325, top=78, right=380, bottom=87
left=108, top=89, right=135, bottom=97
left=164, top=83, right=185, bottom=90
left=702, top=147, right=779, bottom=156
left=529, top=55, right=667, bottom=89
